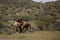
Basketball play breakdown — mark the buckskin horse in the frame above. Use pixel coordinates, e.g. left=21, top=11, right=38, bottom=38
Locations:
left=13, top=18, right=32, bottom=33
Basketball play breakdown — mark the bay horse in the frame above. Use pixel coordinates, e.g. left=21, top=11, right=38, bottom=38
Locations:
left=21, top=20, right=31, bottom=32
left=13, top=18, right=32, bottom=33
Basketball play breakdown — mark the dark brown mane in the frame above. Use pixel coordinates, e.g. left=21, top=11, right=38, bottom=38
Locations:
left=16, top=18, right=23, bottom=23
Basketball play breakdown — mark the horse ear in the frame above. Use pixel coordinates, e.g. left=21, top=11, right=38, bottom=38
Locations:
left=16, top=19, right=19, bottom=22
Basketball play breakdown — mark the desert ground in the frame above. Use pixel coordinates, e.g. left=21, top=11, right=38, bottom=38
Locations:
left=0, top=31, right=60, bottom=40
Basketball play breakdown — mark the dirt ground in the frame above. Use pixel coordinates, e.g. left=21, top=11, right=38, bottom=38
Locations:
left=0, top=31, right=60, bottom=40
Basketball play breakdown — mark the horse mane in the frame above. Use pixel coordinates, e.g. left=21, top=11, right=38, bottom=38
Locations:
left=16, top=18, right=23, bottom=23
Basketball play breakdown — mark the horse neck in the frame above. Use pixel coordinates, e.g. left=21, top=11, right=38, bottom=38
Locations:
left=22, top=21, right=29, bottom=25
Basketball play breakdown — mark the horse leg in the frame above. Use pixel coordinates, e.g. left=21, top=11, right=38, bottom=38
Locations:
left=22, top=26, right=31, bottom=32
left=22, top=26, right=26, bottom=33
left=28, top=25, right=33, bottom=32
left=22, top=26, right=28, bottom=33
left=14, top=26, right=19, bottom=32
left=19, top=26, right=23, bottom=33
left=28, top=25, right=31, bottom=32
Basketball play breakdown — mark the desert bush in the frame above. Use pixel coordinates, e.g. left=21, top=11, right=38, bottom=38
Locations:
left=0, top=21, right=14, bottom=34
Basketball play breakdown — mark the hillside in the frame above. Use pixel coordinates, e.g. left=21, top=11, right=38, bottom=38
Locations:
left=0, top=0, right=42, bottom=21
left=0, top=0, right=60, bottom=33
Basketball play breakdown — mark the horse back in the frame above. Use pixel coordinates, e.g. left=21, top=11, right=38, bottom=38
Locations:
left=14, top=22, right=21, bottom=27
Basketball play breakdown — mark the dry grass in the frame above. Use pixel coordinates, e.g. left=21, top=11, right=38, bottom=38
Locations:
left=0, top=31, right=60, bottom=40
